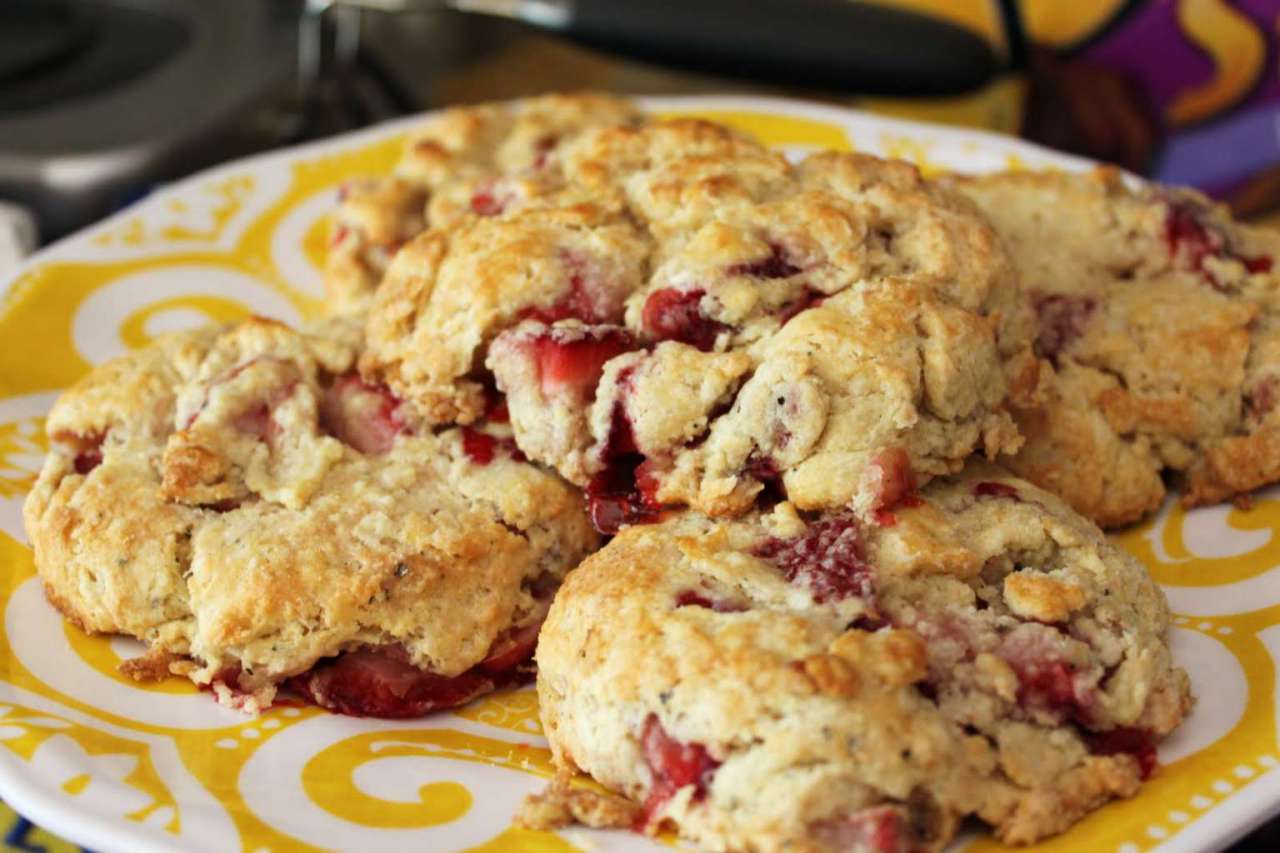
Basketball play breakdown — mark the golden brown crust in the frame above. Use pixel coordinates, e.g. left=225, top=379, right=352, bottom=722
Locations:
left=532, top=462, right=1190, bottom=851
left=323, top=93, right=643, bottom=314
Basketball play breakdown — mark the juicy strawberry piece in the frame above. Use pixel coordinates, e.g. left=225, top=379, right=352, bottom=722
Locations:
left=641, top=288, right=728, bottom=352
left=752, top=514, right=875, bottom=603
left=471, top=190, right=504, bottom=217
left=1000, top=629, right=1091, bottom=720
left=462, top=428, right=498, bottom=465
left=871, top=448, right=920, bottom=512
left=810, top=806, right=911, bottom=853
left=586, top=380, right=663, bottom=534
left=973, top=481, right=1020, bottom=500
left=460, top=428, right=524, bottom=466
left=637, top=714, right=720, bottom=830
left=1034, top=294, right=1097, bottom=361
left=779, top=287, right=825, bottom=324
left=1245, top=255, right=1274, bottom=274
left=1165, top=202, right=1224, bottom=276
left=1087, top=727, right=1158, bottom=779
left=320, top=374, right=409, bottom=455
left=586, top=457, right=661, bottom=535
left=674, top=589, right=747, bottom=613
left=728, top=242, right=802, bottom=278
left=479, top=620, right=542, bottom=675
left=288, top=638, right=536, bottom=719
left=70, top=432, right=106, bottom=475
left=528, top=329, right=633, bottom=399
left=74, top=448, right=103, bottom=475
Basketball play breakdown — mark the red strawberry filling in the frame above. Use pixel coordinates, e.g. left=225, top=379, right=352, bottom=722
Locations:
left=69, top=432, right=106, bottom=475
left=287, top=629, right=537, bottom=719
left=1034, top=294, right=1097, bottom=361
left=1000, top=629, right=1094, bottom=723
left=674, top=589, right=747, bottom=613
left=810, top=806, right=913, bottom=853
left=1165, top=202, right=1272, bottom=288
left=752, top=514, right=876, bottom=604
left=1086, top=727, right=1158, bottom=779
left=636, top=714, right=720, bottom=831
left=973, top=481, right=1020, bottom=500
left=460, top=427, right=525, bottom=466
left=870, top=448, right=923, bottom=527
left=527, top=328, right=634, bottom=399
left=586, top=383, right=663, bottom=535
left=641, top=288, right=728, bottom=352
left=320, top=374, right=410, bottom=455
left=778, top=287, right=826, bottom=324
left=728, top=242, right=802, bottom=279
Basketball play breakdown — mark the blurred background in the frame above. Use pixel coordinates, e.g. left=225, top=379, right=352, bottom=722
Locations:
left=3, top=0, right=1280, bottom=848
left=5, top=0, right=1280, bottom=253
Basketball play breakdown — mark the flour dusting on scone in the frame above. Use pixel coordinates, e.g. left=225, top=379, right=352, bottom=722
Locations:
left=525, top=464, right=1190, bottom=850
left=23, top=317, right=596, bottom=715
left=324, top=93, right=642, bottom=313
left=950, top=167, right=1280, bottom=527
left=358, top=116, right=1037, bottom=532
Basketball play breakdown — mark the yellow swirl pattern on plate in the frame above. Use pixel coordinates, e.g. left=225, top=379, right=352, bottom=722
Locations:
left=0, top=99, right=1276, bottom=852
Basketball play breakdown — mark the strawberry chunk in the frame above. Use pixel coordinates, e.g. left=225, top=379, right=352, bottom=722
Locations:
left=529, top=328, right=634, bottom=399
left=641, top=288, right=728, bottom=352
left=973, top=481, right=1020, bottom=500
left=869, top=448, right=922, bottom=528
left=1034, top=294, right=1096, bottom=361
left=1087, top=727, right=1158, bottom=779
left=586, top=376, right=663, bottom=534
left=675, top=590, right=747, bottom=613
left=1000, top=628, right=1092, bottom=721
left=727, top=243, right=802, bottom=278
left=320, top=374, right=409, bottom=455
left=778, top=287, right=825, bottom=324
left=752, top=514, right=875, bottom=603
left=69, top=432, right=106, bottom=475
left=471, top=189, right=505, bottom=217
left=288, top=635, right=536, bottom=719
left=636, top=714, right=720, bottom=830
left=1165, top=202, right=1224, bottom=276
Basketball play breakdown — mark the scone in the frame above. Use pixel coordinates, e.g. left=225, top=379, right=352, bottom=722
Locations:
left=324, top=92, right=642, bottom=314
left=23, top=317, right=596, bottom=715
left=525, top=463, right=1190, bottom=850
left=360, top=117, right=1037, bottom=532
left=949, top=168, right=1280, bottom=527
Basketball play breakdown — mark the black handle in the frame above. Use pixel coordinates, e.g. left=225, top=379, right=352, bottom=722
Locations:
left=556, top=0, right=1000, bottom=96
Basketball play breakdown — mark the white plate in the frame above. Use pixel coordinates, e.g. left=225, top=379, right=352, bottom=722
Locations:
left=0, top=95, right=1276, bottom=853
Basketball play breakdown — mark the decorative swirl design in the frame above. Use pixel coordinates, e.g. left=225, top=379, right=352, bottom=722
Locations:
left=0, top=98, right=1276, bottom=853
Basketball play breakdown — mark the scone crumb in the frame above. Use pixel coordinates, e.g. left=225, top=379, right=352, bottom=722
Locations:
left=517, top=774, right=640, bottom=831
left=119, top=648, right=184, bottom=682
left=829, top=628, right=928, bottom=686
left=797, top=654, right=860, bottom=697
left=1003, top=570, right=1087, bottom=623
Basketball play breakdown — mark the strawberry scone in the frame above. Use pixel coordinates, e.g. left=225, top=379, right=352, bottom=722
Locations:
left=23, top=317, right=595, bottom=715
left=951, top=168, right=1280, bottom=527
left=360, top=117, right=1037, bottom=532
left=523, top=463, right=1190, bottom=850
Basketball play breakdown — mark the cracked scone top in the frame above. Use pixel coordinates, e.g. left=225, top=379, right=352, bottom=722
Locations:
left=325, top=92, right=643, bottom=314
left=360, top=116, right=1037, bottom=531
left=950, top=168, right=1280, bottom=528
left=22, top=317, right=596, bottom=716
left=524, top=464, right=1190, bottom=851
